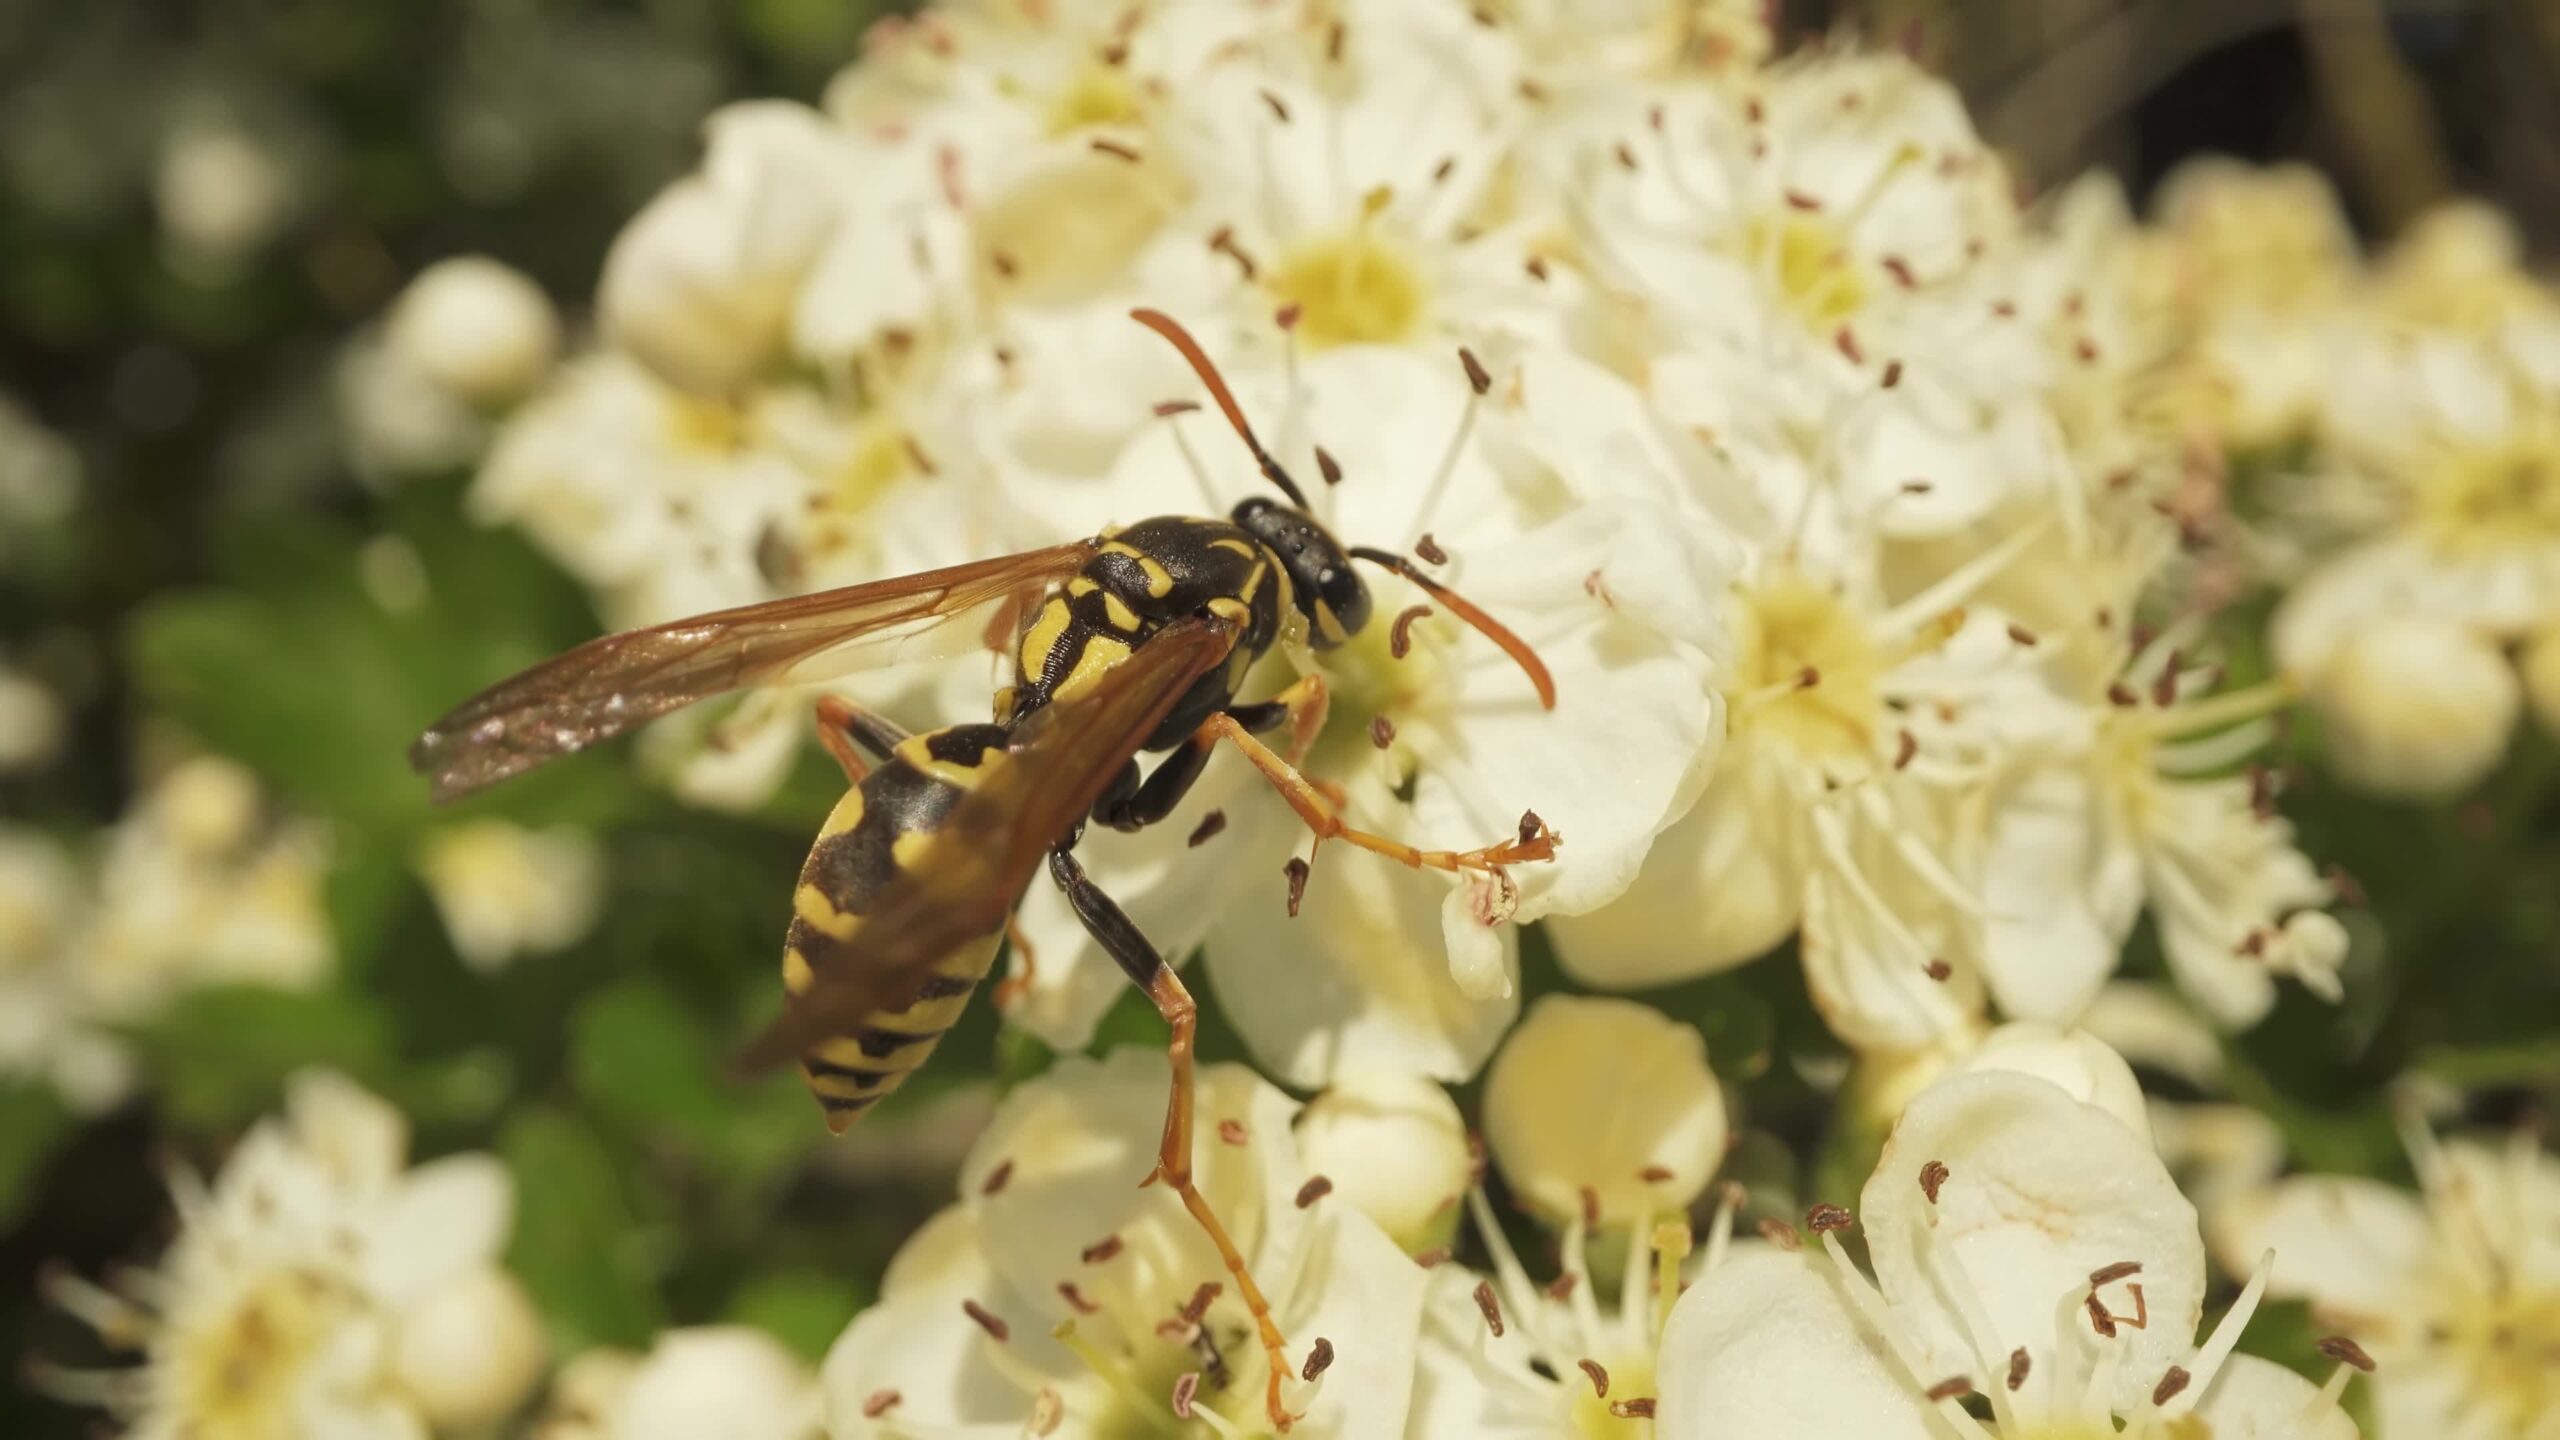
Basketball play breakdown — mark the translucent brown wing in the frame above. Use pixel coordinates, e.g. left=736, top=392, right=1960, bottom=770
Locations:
left=732, top=615, right=1240, bottom=1073
left=410, top=540, right=1097, bottom=801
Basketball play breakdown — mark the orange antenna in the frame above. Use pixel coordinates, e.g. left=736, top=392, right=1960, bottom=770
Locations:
left=1129, top=307, right=1313, bottom=509
left=1350, top=547, right=1558, bottom=710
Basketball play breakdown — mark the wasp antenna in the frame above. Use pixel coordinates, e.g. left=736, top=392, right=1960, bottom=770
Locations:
left=1129, top=307, right=1314, bottom=510
left=1349, top=547, right=1557, bottom=710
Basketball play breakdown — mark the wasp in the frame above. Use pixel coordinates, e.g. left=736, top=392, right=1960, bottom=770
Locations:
left=409, top=309, right=1558, bottom=1429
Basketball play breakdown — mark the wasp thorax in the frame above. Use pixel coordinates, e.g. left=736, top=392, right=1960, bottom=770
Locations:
left=1231, top=499, right=1371, bottom=649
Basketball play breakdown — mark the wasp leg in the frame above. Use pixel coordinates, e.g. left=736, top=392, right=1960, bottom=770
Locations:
left=813, top=696, right=911, bottom=784
left=1045, top=845, right=1299, bottom=1432
left=1196, top=708, right=1557, bottom=875
left=1098, top=675, right=1333, bottom=833
left=992, top=912, right=1038, bottom=1010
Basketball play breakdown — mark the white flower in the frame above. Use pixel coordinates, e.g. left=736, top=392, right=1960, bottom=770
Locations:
left=600, top=102, right=854, bottom=394
left=820, top=1049, right=1427, bottom=1439
left=81, top=755, right=335, bottom=1017
left=0, top=828, right=133, bottom=1112
left=41, top=1071, right=543, bottom=1439
left=386, top=256, right=562, bottom=407
left=1482, top=996, right=1726, bottom=1230
left=0, top=658, right=64, bottom=773
left=1656, top=1070, right=2358, bottom=1438
left=155, top=114, right=298, bottom=272
left=337, top=329, right=491, bottom=482
left=1296, top=1065, right=1473, bottom=1255
left=0, top=392, right=81, bottom=572
left=2302, top=615, right=2519, bottom=798
left=414, top=819, right=605, bottom=973
left=541, top=1329, right=820, bottom=1440
left=2212, top=1118, right=2560, bottom=1440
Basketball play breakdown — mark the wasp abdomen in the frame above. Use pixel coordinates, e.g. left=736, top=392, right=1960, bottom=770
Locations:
left=781, top=723, right=1011, bottom=1133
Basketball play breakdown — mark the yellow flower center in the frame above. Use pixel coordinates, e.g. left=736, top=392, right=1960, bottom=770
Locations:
left=1304, top=614, right=1444, bottom=786
left=177, top=1268, right=356, bottom=1440
left=2434, top=1282, right=2560, bottom=1430
left=664, top=395, right=748, bottom=454
left=1046, top=62, right=1145, bottom=135
left=1726, top=573, right=1884, bottom=771
left=2413, top=429, right=2560, bottom=554
left=1565, top=1349, right=1657, bottom=1438
left=978, top=151, right=1177, bottom=305
left=1748, top=214, right=1866, bottom=331
left=1061, top=1315, right=1273, bottom=1440
left=1265, top=227, right=1429, bottom=350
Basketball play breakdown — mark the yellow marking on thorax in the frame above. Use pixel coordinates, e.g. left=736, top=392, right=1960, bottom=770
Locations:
left=1056, top=633, right=1133, bottom=703
left=795, top=884, right=860, bottom=941
left=1068, top=576, right=1100, bottom=596
left=1210, top=536, right=1258, bottom=558
left=814, top=786, right=866, bottom=838
left=781, top=946, right=814, bottom=995
left=993, top=684, right=1019, bottom=724
left=1101, top=591, right=1141, bottom=632
left=1313, top=600, right=1350, bottom=646
left=1019, top=597, right=1074, bottom=677
left=1237, top=559, right=1269, bottom=607
left=1207, top=595, right=1252, bottom=630
left=1101, top=541, right=1176, bottom=597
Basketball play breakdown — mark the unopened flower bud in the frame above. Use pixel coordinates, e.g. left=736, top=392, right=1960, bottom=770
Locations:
left=609, top=1327, right=817, bottom=1440
left=387, top=257, right=561, bottom=406
left=2307, top=616, right=2516, bottom=798
left=1484, top=996, right=1725, bottom=1228
left=1294, top=1066, right=1469, bottom=1254
left=1952, top=1023, right=2151, bottom=1147
left=391, top=1265, right=548, bottom=1428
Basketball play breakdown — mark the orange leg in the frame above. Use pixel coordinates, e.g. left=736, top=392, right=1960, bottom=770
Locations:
left=1047, top=847, right=1298, bottom=1430
left=993, top=913, right=1038, bottom=1009
left=1196, top=710, right=1558, bottom=874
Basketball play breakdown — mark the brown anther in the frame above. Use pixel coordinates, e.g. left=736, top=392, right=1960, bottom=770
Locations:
left=1881, top=255, right=1919, bottom=289
left=1275, top=302, right=1301, bottom=330
left=1414, top=532, right=1448, bottom=565
left=1895, top=729, right=1919, bottom=771
left=1472, top=1280, right=1506, bottom=1337
left=1578, top=1358, right=1611, bottom=1397
left=1218, top=1118, right=1248, bottom=1145
left=1517, top=77, right=1548, bottom=102
left=1089, top=137, right=1141, bottom=163
left=1806, top=1202, right=1853, bottom=1235
left=1433, top=155, right=1457, bottom=183
left=1207, top=226, right=1259, bottom=280
left=1919, top=1160, right=1949, bottom=1204
left=1325, top=19, right=1344, bottom=58
left=1924, top=1376, right=1973, bottom=1403
left=2326, top=864, right=2366, bottom=907
left=2247, top=765, right=2277, bottom=820
left=1900, top=479, right=1935, bottom=495
left=1187, top=810, right=1228, bottom=847
left=2106, top=682, right=2138, bottom=707
left=902, top=436, right=940, bottom=476
left=1923, top=958, right=1952, bottom=982
left=1459, top=347, right=1492, bottom=396
left=2084, top=1291, right=2117, bottom=1338
left=1608, top=1398, right=1657, bottom=1419
left=2318, top=1336, right=2376, bottom=1372
left=863, top=1390, right=903, bottom=1418
left=1179, top=1281, right=1222, bottom=1326
left=1783, top=189, right=1821, bottom=211
left=1153, top=399, right=1202, bottom=417
left=2007, top=1348, right=2031, bottom=1390
left=2153, top=1365, right=2191, bottom=1405
left=1412, top=1247, right=1453, bottom=1269
left=1081, top=1234, right=1125, bottom=1265
left=1283, top=857, right=1311, bottom=917
left=1296, top=1175, right=1334, bottom=1208
left=2151, top=662, right=2180, bottom=709
left=1991, top=300, right=2017, bottom=318
left=963, top=1299, right=1011, bottom=1341
left=1259, top=89, right=1291, bottom=122
left=2089, top=1260, right=2143, bottom=1288
left=1525, top=255, right=1550, bottom=282
left=1639, top=1164, right=1674, bottom=1183
left=1835, top=327, right=1865, bottom=364
left=2007, top=623, right=2038, bottom=646
left=1171, top=1371, right=1200, bottom=1419
left=1613, top=140, right=1638, bottom=171
left=1796, top=665, right=1821, bottom=690
left=1390, top=604, right=1432, bottom=657
left=1315, top=446, right=1343, bottom=485
left=1519, top=810, right=1546, bottom=845
left=2235, top=928, right=2268, bottom=959
left=1547, top=1270, right=1580, bottom=1301
left=2076, top=337, right=2101, bottom=364
left=1058, top=1281, right=1102, bottom=1315
left=1369, top=715, right=1396, bottom=749
left=1881, top=359, right=1904, bottom=388
left=990, top=250, right=1019, bottom=279
left=1580, top=1186, right=1602, bottom=1229
left=1303, top=1336, right=1335, bottom=1381
left=981, top=1159, right=1015, bottom=1196
left=1758, top=1219, right=1801, bottom=1251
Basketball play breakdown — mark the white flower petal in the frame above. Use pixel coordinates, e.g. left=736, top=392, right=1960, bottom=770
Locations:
left=2190, top=1353, right=2359, bottom=1440
left=1656, top=1246, right=1935, bottom=1440
left=2207, top=1175, right=2432, bottom=1323
left=1481, top=995, right=1725, bottom=1225
left=1951, top=1022, right=2152, bottom=1148
left=1975, top=762, right=2145, bottom=1023
left=1861, top=1071, right=2203, bottom=1418
left=362, top=1155, right=516, bottom=1304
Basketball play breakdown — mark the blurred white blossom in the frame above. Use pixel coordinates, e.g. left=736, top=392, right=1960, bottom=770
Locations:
left=414, top=819, right=605, bottom=973
left=387, top=256, right=563, bottom=408
left=536, top=1329, right=819, bottom=1440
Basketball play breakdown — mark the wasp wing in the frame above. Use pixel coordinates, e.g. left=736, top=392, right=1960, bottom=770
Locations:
left=733, top=615, right=1240, bottom=1074
left=410, top=540, right=1097, bottom=801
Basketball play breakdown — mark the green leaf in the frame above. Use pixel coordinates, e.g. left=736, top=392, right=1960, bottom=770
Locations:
left=499, top=1108, right=665, bottom=1351
left=136, top=984, right=397, bottom=1130
left=722, top=1270, right=867, bottom=1362
left=570, top=979, right=812, bottom=1186
left=0, top=1083, right=74, bottom=1231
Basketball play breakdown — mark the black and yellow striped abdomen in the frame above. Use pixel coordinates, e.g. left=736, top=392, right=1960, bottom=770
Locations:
left=782, top=723, right=1012, bottom=1133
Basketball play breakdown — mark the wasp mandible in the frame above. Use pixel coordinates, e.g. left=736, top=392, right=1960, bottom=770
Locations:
left=409, top=309, right=1560, bottom=1429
